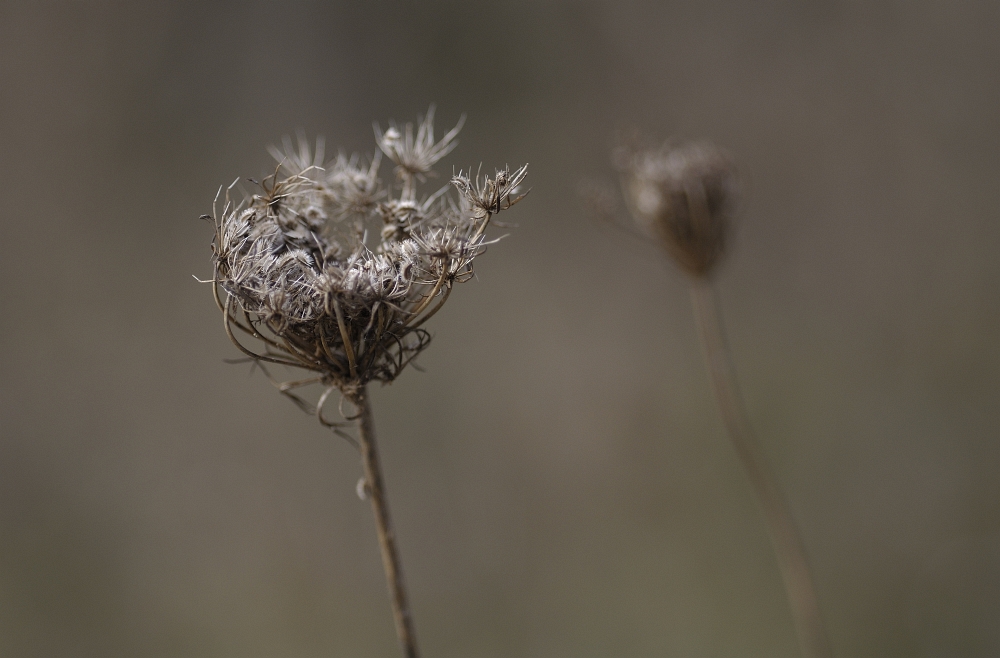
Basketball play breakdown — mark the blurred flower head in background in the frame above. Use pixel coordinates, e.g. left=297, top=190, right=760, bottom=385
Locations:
left=616, top=140, right=737, bottom=277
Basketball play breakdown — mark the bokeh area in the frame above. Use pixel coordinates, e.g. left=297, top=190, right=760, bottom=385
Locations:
left=2, top=2, right=999, bottom=657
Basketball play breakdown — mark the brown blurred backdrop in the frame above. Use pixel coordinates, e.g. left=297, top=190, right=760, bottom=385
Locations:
left=1, top=2, right=999, bottom=657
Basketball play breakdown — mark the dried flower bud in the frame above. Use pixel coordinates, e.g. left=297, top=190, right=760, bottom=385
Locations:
left=616, top=141, right=737, bottom=277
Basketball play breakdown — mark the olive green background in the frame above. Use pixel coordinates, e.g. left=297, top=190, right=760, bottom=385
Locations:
left=1, top=2, right=998, bottom=656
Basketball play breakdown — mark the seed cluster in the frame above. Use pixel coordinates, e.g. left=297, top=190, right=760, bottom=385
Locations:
left=616, top=141, right=736, bottom=277
left=207, top=109, right=527, bottom=406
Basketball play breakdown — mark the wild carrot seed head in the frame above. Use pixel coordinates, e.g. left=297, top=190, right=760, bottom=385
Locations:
left=207, top=109, right=528, bottom=395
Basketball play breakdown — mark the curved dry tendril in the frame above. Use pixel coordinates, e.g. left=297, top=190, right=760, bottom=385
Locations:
left=278, top=377, right=325, bottom=414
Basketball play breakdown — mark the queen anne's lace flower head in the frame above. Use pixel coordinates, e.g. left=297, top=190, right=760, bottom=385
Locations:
left=206, top=109, right=528, bottom=405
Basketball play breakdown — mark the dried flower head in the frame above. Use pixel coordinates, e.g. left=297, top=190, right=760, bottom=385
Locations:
left=204, top=108, right=527, bottom=418
left=616, top=140, right=737, bottom=277
left=375, top=106, right=465, bottom=197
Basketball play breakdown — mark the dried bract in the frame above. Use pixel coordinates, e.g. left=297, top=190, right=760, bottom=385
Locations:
left=206, top=110, right=527, bottom=411
left=616, top=141, right=737, bottom=277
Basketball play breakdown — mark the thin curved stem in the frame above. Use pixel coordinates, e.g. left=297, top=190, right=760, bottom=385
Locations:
left=689, top=278, right=832, bottom=658
left=318, top=321, right=339, bottom=367
left=406, top=284, right=452, bottom=331
left=244, top=309, right=286, bottom=352
left=400, top=171, right=416, bottom=203
left=223, top=298, right=309, bottom=369
left=405, top=268, right=448, bottom=325
left=333, top=299, right=358, bottom=380
left=470, top=211, right=493, bottom=242
left=352, top=386, right=419, bottom=658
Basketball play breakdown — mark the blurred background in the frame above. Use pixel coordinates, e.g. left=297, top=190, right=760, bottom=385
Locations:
left=1, top=2, right=999, bottom=656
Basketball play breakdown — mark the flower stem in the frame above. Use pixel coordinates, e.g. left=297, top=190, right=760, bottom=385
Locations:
left=689, top=278, right=832, bottom=658
left=352, top=385, right=420, bottom=658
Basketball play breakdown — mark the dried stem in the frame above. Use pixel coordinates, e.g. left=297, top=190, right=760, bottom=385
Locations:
left=351, top=386, right=419, bottom=658
left=689, top=278, right=832, bottom=658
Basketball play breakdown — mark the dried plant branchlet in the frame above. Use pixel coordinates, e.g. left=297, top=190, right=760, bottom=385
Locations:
left=202, top=108, right=527, bottom=658
left=616, top=140, right=833, bottom=658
